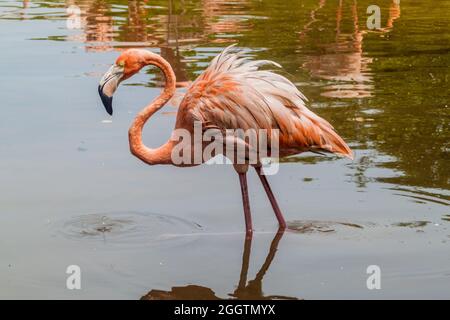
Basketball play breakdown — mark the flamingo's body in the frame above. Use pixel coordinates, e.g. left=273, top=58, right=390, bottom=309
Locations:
left=98, top=45, right=353, bottom=236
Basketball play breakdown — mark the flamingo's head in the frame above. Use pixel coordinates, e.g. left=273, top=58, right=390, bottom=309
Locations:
left=98, top=49, right=158, bottom=115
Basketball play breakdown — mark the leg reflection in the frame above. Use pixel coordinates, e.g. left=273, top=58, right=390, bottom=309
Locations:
left=141, top=229, right=299, bottom=300
left=231, top=228, right=297, bottom=300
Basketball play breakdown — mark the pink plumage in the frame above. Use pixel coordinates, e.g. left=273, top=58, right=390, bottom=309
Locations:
left=176, top=45, right=353, bottom=159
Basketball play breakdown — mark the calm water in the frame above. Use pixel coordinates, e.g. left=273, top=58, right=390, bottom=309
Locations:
left=0, top=0, right=449, bottom=299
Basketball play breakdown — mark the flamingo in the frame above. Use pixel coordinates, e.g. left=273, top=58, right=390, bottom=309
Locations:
left=98, top=45, right=353, bottom=236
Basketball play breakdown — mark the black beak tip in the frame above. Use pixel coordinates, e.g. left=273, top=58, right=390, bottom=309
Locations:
left=98, top=85, right=113, bottom=116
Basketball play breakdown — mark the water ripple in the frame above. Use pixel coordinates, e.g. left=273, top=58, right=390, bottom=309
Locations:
left=55, top=211, right=203, bottom=248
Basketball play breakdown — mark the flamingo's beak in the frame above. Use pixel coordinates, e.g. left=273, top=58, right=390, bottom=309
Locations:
left=98, top=64, right=124, bottom=115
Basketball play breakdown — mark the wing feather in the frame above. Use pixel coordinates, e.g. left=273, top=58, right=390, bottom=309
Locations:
left=175, top=45, right=353, bottom=159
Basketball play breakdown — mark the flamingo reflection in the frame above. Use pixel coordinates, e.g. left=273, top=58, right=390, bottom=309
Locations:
left=141, top=229, right=299, bottom=300
left=302, top=0, right=401, bottom=98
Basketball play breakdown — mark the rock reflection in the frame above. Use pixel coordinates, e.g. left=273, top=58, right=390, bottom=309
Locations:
left=141, top=229, right=299, bottom=300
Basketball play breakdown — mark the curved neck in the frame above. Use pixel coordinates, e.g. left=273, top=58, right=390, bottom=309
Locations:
left=128, top=53, right=176, bottom=165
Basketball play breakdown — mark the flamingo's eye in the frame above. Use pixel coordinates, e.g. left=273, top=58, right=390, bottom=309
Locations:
left=117, top=61, right=125, bottom=67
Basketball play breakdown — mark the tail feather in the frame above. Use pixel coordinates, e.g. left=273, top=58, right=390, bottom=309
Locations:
left=297, top=110, right=354, bottom=160
left=320, top=125, right=354, bottom=159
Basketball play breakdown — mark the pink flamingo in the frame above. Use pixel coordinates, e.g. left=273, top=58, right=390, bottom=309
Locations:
left=98, top=45, right=353, bottom=236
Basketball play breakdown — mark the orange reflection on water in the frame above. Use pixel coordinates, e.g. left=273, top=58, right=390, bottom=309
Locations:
left=66, top=0, right=254, bottom=51
left=201, top=0, right=252, bottom=42
left=60, top=0, right=401, bottom=99
left=64, top=0, right=114, bottom=52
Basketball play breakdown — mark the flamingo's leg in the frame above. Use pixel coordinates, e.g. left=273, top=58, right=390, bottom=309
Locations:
left=238, top=172, right=253, bottom=237
left=255, top=166, right=287, bottom=229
